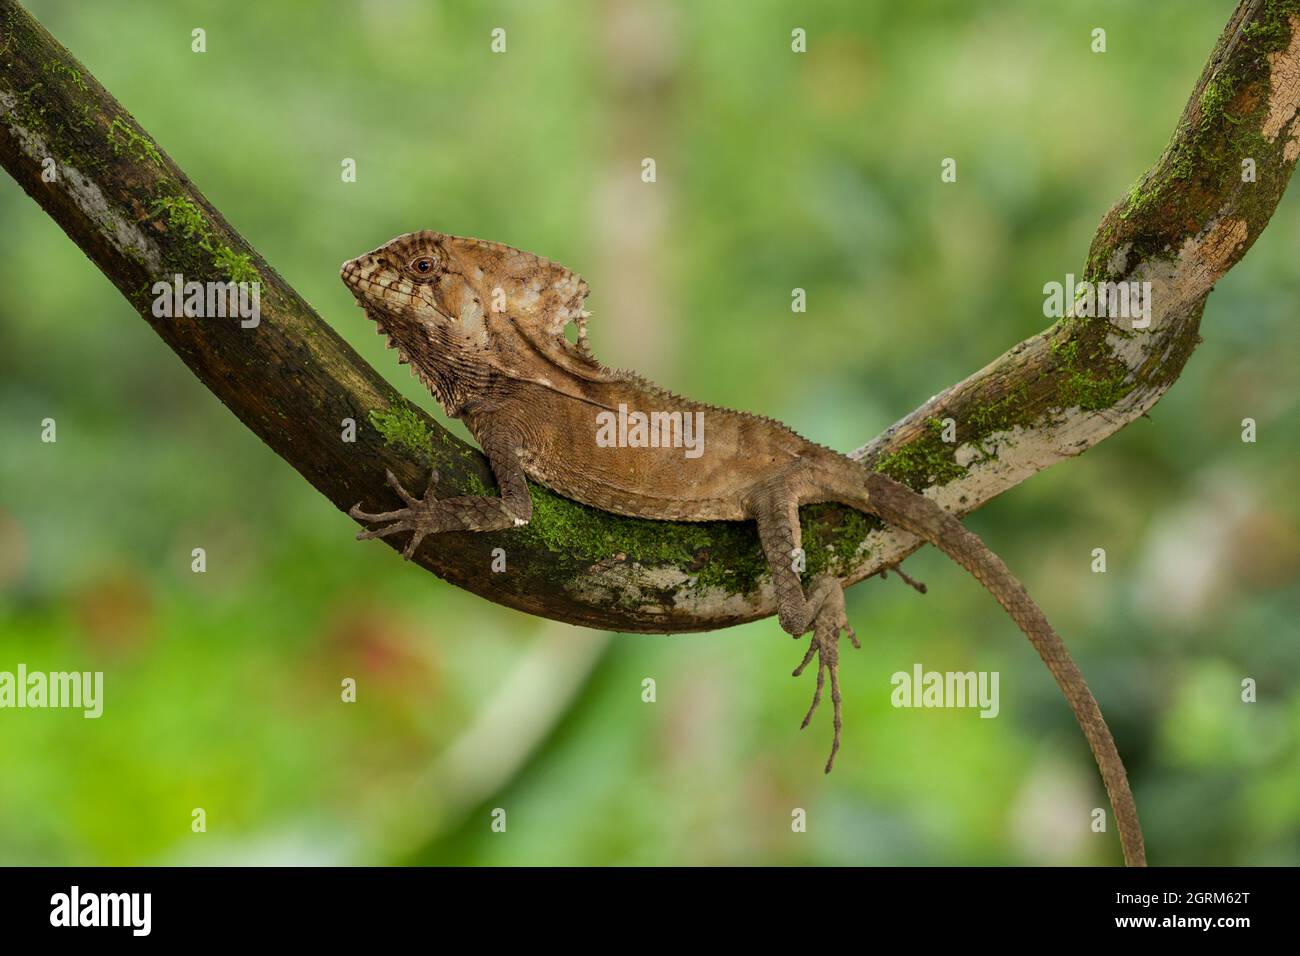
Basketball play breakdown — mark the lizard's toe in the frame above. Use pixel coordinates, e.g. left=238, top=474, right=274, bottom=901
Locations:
left=401, top=527, right=430, bottom=560
left=356, top=519, right=415, bottom=541
left=792, top=598, right=858, bottom=773
left=385, top=469, right=420, bottom=506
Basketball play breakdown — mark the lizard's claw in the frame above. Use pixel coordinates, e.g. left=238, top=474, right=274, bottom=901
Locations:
left=385, top=468, right=420, bottom=505
left=792, top=593, right=859, bottom=773
left=350, top=469, right=442, bottom=560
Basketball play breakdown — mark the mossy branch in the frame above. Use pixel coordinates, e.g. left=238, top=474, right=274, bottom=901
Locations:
left=852, top=0, right=1300, bottom=567
left=2, top=0, right=1298, bottom=633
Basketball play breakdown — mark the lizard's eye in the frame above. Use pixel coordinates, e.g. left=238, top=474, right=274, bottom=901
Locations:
left=410, top=256, right=438, bottom=277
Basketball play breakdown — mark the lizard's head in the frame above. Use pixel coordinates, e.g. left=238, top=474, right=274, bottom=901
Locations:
left=341, top=231, right=482, bottom=354
left=342, top=231, right=593, bottom=401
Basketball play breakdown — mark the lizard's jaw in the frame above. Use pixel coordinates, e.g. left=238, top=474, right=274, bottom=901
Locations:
left=341, top=258, right=465, bottom=409
left=361, top=305, right=420, bottom=372
left=357, top=301, right=458, bottom=408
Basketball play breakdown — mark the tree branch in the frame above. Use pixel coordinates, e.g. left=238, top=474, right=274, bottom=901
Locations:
left=3, top=0, right=1298, bottom=633
left=850, top=0, right=1300, bottom=570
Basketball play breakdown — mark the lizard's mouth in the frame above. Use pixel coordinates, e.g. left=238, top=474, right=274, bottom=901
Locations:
left=340, top=257, right=379, bottom=303
left=340, top=258, right=407, bottom=342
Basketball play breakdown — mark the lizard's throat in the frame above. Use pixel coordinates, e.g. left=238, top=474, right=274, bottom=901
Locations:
left=366, top=308, right=476, bottom=414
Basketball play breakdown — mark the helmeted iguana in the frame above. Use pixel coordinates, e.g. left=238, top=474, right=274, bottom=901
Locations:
left=341, top=231, right=1145, bottom=866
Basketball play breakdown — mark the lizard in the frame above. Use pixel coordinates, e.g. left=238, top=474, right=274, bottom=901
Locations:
left=341, top=230, right=1146, bottom=867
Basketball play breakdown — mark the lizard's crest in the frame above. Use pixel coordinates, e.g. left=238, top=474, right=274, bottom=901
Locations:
left=342, top=231, right=607, bottom=407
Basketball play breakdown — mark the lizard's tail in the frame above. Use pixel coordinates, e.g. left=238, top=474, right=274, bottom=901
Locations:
left=861, top=472, right=1146, bottom=867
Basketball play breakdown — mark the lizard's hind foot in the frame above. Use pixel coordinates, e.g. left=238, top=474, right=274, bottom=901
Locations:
left=792, top=586, right=860, bottom=773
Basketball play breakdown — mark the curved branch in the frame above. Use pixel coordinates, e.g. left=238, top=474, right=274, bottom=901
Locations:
left=852, top=0, right=1300, bottom=565
left=2, top=0, right=1297, bottom=633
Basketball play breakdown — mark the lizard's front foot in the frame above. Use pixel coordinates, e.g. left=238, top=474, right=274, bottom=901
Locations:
left=349, top=469, right=442, bottom=560
left=792, top=583, right=860, bottom=773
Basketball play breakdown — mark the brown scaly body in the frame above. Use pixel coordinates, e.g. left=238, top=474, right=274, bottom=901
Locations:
left=342, top=231, right=1145, bottom=866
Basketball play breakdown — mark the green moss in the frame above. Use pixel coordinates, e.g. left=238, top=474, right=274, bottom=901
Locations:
left=968, top=384, right=1034, bottom=435
left=1111, top=1, right=1300, bottom=251
left=1198, top=71, right=1237, bottom=130
left=368, top=406, right=433, bottom=460
left=462, top=472, right=494, bottom=497
left=520, top=485, right=768, bottom=596
left=154, top=196, right=206, bottom=240
left=874, top=324, right=1137, bottom=493
left=5, top=83, right=47, bottom=132
left=959, top=384, right=1040, bottom=464
left=213, top=245, right=258, bottom=284
left=799, top=503, right=875, bottom=578
left=0, top=77, right=106, bottom=173
left=43, top=61, right=87, bottom=92
left=1167, top=148, right=1195, bottom=182
left=152, top=196, right=261, bottom=284
left=1242, top=1, right=1300, bottom=51
left=1119, top=165, right=1177, bottom=223
left=1050, top=331, right=1133, bottom=411
left=108, top=116, right=162, bottom=167
left=1060, top=370, right=1128, bottom=410
left=876, top=416, right=967, bottom=490
left=1118, top=65, right=1257, bottom=227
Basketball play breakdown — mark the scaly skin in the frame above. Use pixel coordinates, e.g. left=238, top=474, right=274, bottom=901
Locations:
left=341, top=231, right=1146, bottom=866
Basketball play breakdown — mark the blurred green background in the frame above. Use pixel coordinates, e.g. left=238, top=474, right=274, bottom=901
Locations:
left=2, top=0, right=1298, bottom=865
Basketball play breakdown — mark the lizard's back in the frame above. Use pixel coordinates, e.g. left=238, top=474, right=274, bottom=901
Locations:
left=470, top=367, right=845, bottom=522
